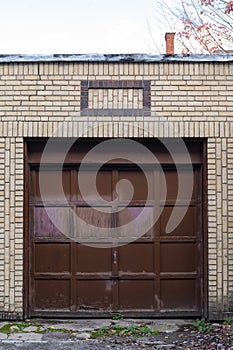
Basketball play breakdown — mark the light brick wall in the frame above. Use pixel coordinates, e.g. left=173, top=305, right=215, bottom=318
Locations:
left=0, top=59, right=232, bottom=319
left=88, top=88, right=143, bottom=109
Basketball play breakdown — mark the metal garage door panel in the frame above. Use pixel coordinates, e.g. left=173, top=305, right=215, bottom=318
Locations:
left=34, top=280, right=71, bottom=310
left=75, top=207, right=112, bottom=229
left=160, top=279, right=197, bottom=310
left=75, top=207, right=113, bottom=244
left=27, top=140, right=204, bottom=318
left=32, top=170, right=71, bottom=201
left=118, top=280, right=155, bottom=310
left=117, top=207, right=154, bottom=241
left=77, top=170, right=112, bottom=201
left=76, top=280, right=113, bottom=310
left=118, top=243, right=154, bottom=273
left=160, top=243, right=196, bottom=272
left=34, top=206, right=70, bottom=238
left=34, top=243, right=71, bottom=273
left=118, top=169, right=152, bottom=201
left=76, top=245, right=112, bottom=273
left=162, top=169, right=196, bottom=201
left=160, top=206, right=196, bottom=236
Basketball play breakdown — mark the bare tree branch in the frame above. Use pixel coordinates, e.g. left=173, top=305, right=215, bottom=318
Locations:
left=154, top=0, right=233, bottom=53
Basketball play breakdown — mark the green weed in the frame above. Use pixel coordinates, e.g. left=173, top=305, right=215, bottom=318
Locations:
left=91, top=323, right=159, bottom=338
left=112, top=313, right=124, bottom=320
left=190, top=318, right=213, bottom=334
left=224, top=317, right=233, bottom=325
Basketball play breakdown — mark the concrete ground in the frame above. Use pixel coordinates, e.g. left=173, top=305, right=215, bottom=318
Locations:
left=0, top=318, right=192, bottom=349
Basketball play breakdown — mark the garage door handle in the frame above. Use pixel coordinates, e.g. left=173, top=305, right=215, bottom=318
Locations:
left=113, top=250, right=117, bottom=264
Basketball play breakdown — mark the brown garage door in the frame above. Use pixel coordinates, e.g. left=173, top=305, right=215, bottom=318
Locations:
left=26, top=139, right=205, bottom=317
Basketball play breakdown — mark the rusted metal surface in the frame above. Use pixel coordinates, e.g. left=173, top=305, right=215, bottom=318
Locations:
left=26, top=139, right=204, bottom=317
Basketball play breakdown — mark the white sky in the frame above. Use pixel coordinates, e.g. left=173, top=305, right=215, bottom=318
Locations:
left=0, top=0, right=176, bottom=54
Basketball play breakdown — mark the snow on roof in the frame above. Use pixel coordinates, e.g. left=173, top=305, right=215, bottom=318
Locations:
left=0, top=54, right=232, bottom=63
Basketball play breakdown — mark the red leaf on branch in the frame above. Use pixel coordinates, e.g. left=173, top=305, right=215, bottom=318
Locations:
left=225, top=1, right=233, bottom=14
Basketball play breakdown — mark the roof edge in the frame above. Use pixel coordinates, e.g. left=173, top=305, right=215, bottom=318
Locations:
left=0, top=53, right=233, bottom=63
